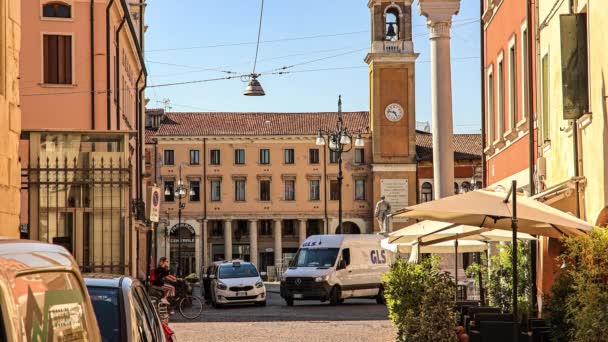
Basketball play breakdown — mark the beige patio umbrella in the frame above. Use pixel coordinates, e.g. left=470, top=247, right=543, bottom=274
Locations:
left=388, top=220, right=537, bottom=245
left=393, top=188, right=592, bottom=238
left=393, top=182, right=593, bottom=332
left=384, top=238, right=488, bottom=254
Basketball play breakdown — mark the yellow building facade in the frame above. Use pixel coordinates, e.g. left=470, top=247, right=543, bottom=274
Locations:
left=534, top=0, right=607, bottom=307
left=0, top=0, right=21, bottom=237
left=537, top=0, right=608, bottom=224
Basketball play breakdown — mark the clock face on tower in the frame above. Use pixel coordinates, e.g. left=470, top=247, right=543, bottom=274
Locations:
left=385, top=103, right=404, bottom=122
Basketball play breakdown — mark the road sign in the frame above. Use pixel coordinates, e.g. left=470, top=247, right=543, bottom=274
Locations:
left=150, top=186, right=161, bottom=222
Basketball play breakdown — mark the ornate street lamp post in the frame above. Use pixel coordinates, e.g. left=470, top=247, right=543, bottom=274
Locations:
left=316, top=95, right=365, bottom=233
left=165, top=163, right=195, bottom=277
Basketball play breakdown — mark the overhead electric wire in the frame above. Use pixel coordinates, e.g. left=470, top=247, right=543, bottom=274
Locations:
left=146, top=18, right=480, bottom=53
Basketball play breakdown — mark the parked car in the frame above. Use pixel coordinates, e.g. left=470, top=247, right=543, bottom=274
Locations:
left=84, top=274, right=166, bottom=342
left=208, top=260, right=266, bottom=308
left=202, top=261, right=224, bottom=300
left=0, top=239, right=101, bottom=341
left=280, top=234, right=392, bottom=306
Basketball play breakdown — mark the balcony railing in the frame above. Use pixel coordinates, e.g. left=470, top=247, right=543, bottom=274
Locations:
left=370, top=40, right=414, bottom=54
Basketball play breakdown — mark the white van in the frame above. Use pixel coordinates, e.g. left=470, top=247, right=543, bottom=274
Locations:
left=279, top=235, right=392, bottom=306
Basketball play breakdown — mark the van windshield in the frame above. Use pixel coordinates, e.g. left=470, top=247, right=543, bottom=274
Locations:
left=292, top=248, right=340, bottom=268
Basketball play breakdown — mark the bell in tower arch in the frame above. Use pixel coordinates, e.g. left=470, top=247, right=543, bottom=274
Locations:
left=386, top=23, right=397, bottom=40
left=384, top=9, right=399, bottom=41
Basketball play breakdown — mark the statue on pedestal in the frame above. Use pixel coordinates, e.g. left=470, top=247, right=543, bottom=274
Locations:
left=374, top=196, right=392, bottom=235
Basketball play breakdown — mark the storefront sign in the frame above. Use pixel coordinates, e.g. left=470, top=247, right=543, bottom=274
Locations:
left=149, top=186, right=161, bottom=222
left=380, top=179, right=409, bottom=211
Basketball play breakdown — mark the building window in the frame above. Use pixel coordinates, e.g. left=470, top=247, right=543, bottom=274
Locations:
left=421, top=182, right=433, bottom=203
left=284, top=180, right=295, bottom=201
left=309, top=149, right=319, bottom=164
left=461, top=181, right=472, bottom=193
left=355, top=179, right=366, bottom=200
left=189, top=180, right=200, bottom=201
left=164, top=150, right=174, bottom=165
left=508, top=41, right=517, bottom=131
left=541, top=53, right=550, bottom=143
left=259, top=149, right=270, bottom=164
left=210, top=221, right=223, bottom=237
left=283, top=220, right=296, bottom=236
left=210, top=149, right=221, bottom=165
left=521, top=26, right=529, bottom=122
left=497, top=57, right=505, bottom=139
left=235, top=149, right=245, bottom=165
left=235, top=180, right=246, bottom=201
left=164, top=181, right=175, bottom=202
left=329, top=150, right=339, bottom=164
left=330, top=180, right=339, bottom=200
left=354, top=148, right=365, bottom=164
left=309, top=180, right=320, bottom=201
left=42, top=2, right=71, bottom=18
left=190, top=150, right=200, bottom=165
left=260, top=180, right=271, bottom=201
left=43, top=35, right=72, bottom=84
left=454, top=182, right=460, bottom=194
left=210, top=180, right=221, bottom=201
left=284, top=149, right=295, bottom=164
left=260, top=220, right=272, bottom=236
left=486, top=67, right=494, bottom=144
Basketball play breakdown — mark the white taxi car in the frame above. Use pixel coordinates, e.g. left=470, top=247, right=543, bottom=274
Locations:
left=209, top=260, right=266, bottom=308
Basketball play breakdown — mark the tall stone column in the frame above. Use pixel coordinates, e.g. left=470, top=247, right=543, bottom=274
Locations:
left=298, top=219, right=307, bottom=245
left=195, top=222, right=202, bottom=280
left=274, top=219, right=283, bottom=265
left=249, top=220, right=259, bottom=267
left=202, top=220, right=209, bottom=267
left=419, top=0, right=461, bottom=199
left=224, top=219, right=233, bottom=261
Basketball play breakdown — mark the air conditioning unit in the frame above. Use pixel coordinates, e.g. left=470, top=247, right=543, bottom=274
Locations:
left=537, top=157, right=546, bottom=178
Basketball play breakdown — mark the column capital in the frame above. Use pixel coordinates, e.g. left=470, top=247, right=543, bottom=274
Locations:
left=418, top=0, right=460, bottom=36
left=427, top=21, right=452, bottom=39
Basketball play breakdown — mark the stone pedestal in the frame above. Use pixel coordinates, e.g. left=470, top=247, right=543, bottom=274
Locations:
left=419, top=0, right=461, bottom=199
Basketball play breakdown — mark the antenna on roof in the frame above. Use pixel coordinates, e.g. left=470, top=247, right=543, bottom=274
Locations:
left=161, top=98, right=172, bottom=112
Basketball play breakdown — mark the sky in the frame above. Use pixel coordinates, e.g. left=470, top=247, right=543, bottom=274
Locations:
left=144, top=0, right=481, bottom=134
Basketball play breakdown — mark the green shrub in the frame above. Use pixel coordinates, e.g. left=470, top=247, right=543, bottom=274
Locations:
left=465, top=242, right=532, bottom=318
left=555, top=229, right=608, bottom=342
left=545, top=271, right=574, bottom=342
left=383, top=257, right=457, bottom=342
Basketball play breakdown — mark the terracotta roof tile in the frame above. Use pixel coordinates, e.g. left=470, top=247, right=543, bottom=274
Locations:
left=146, top=110, right=481, bottom=160
left=156, top=112, right=370, bottom=136
left=145, top=128, right=157, bottom=144
left=415, top=131, right=482, bottom=161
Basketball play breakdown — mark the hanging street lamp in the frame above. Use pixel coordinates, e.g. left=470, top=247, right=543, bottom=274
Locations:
left=165, top=163, right=190, bottom=277
left=316, top=95, right=366, bottom=234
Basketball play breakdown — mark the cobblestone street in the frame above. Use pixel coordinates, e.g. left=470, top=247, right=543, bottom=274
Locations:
left=171, top=286, right=395, bottom=342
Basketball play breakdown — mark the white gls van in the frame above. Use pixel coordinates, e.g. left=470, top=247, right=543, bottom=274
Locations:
left=280, top=235, right=393, bottom=306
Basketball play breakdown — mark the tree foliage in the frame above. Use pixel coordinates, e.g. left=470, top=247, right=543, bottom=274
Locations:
left=383, top=257, right=458, bottom=342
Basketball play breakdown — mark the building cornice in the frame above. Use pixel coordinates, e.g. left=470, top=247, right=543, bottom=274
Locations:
left=371, top=163, right=417, bottom=172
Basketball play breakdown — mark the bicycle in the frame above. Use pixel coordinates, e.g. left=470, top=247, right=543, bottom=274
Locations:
left=149, top=282, right=204, bottom=320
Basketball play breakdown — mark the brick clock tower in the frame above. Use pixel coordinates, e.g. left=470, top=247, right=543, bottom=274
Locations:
left=365, top=0, right=418, bottom=232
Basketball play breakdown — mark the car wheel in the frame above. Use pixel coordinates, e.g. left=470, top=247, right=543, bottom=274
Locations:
left=376, top=287, right=386, bottom=305
left=285, top=298, right=294, bottom=306
left=329, top=286, right=341, bottom=306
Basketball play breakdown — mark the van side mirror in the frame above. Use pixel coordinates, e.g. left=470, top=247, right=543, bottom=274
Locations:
left=337, top=260, right=347, bottom=270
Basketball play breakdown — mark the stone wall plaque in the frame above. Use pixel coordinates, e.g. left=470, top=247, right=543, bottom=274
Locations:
left=380, top=179, right=409, bottom=211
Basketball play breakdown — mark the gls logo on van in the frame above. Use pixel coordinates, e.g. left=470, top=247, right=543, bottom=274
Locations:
left=370, top=250, right=387, bottom=264
left=302, top=241, right=318, bottom=247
